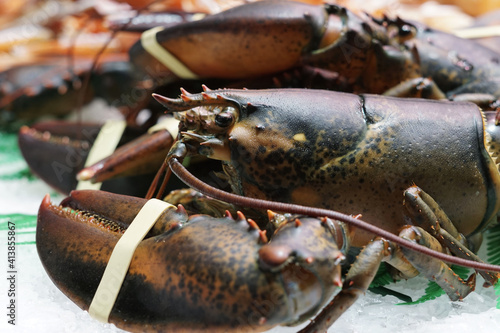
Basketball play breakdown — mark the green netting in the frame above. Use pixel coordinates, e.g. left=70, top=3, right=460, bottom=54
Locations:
left=484, top=225, right=500, bottom=309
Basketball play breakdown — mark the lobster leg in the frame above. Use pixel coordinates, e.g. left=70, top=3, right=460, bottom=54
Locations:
left=398, top=226, right=476, bottom=301
left=383, top=244, right=420, bottom=280
left=382, top=77, right=446, bottom=99
left=403, top=185, right=500, bottom=287
left=76, top=125, right=175, bottom=184
left=298, top=238, right=389, bottom=333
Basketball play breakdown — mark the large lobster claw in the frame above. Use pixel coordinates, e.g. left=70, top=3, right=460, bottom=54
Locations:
left=129, top=0, right=422, bottom=95
left=129, top=1, right=329, bottom=81
left=37, top=190, right=345, bottom=332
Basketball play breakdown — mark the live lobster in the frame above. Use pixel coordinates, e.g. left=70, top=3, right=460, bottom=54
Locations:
left=8, top=0, right=500, bottom=332
left=38, top=87, right=500, bottom=332
left=14, top=0, right=500, bottom=196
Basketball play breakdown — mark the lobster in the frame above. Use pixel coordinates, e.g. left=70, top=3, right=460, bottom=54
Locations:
left=37, top=87, right=500, bottom=332
left=8, top=0, right=500, bottom=128
left=130, top=0, right=500, bottom=104
left=0, top=6, right=209, bottom=129
left=18, top=0, right=500, bottom=197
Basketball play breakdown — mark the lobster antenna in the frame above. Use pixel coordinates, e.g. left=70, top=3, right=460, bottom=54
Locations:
left=168, top=157, right=500, bottom=273
left=74, top=0, right=165, bottom=127
left=69, top=10, right=102, bottom=132
left=145, top=157, right=169, bottom=200
left=156, top=164, right=173, bottom=199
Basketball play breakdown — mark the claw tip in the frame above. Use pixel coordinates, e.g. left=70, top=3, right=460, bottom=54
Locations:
left=152, top=93, right=168, bottom=105
left=41, top=193, right=51, bottom=207
left=176, top=204, right=187, bottom=216
left=77, top=168, right=94, bottom=181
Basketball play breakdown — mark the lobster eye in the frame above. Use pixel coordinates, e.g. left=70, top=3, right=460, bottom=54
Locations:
left=215, top=112, right=234, bottom=128
left=399, top=24, right=413, bottom=36
left=397, top=24, right=416, bottom=42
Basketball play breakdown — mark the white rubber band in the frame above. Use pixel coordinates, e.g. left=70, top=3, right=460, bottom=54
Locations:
left=147, top=117, right=179, bottom=138
left=88, top=199, right=175, bottom=323
left=141, top=26, right=199, bottom=80
left=76, top=119, right=127, bottom=191
left=454, top=25, right=500, bottom=39
left=191, top=13, right=207, bottom=21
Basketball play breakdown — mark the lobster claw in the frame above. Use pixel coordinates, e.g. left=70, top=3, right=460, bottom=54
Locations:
left=37, top=190, right=346, bottom=332
left=127, top=0, right=427, bottom=96
left=18, top=120, right=169, bottom=196
left=76, top=123, right=176, bottom=184
left=18, top=121, right=103, bottom=194
left=0, top=56, right=144, bottom=127
left=129, top=1, right=329, bottom=81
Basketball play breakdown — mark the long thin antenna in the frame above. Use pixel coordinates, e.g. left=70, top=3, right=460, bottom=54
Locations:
left=168, top=157, right=500, bottom=273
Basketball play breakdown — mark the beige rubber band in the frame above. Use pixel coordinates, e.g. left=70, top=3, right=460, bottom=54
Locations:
left=454, top=25, right=500, bottom=39
left=141, top=26, right=199, bottom=80
left=147, top=117, right=179, bottom=138
left=76, top=119, right=127, bottom=191
left=88, top=199, right=175, bottom=323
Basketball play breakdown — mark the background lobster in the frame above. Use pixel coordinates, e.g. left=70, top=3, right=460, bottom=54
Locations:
left=9, top=0, right=500, bottom=197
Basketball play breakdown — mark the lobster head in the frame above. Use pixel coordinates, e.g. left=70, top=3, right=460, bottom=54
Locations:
left=154, top=87, right=366, bottom=201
